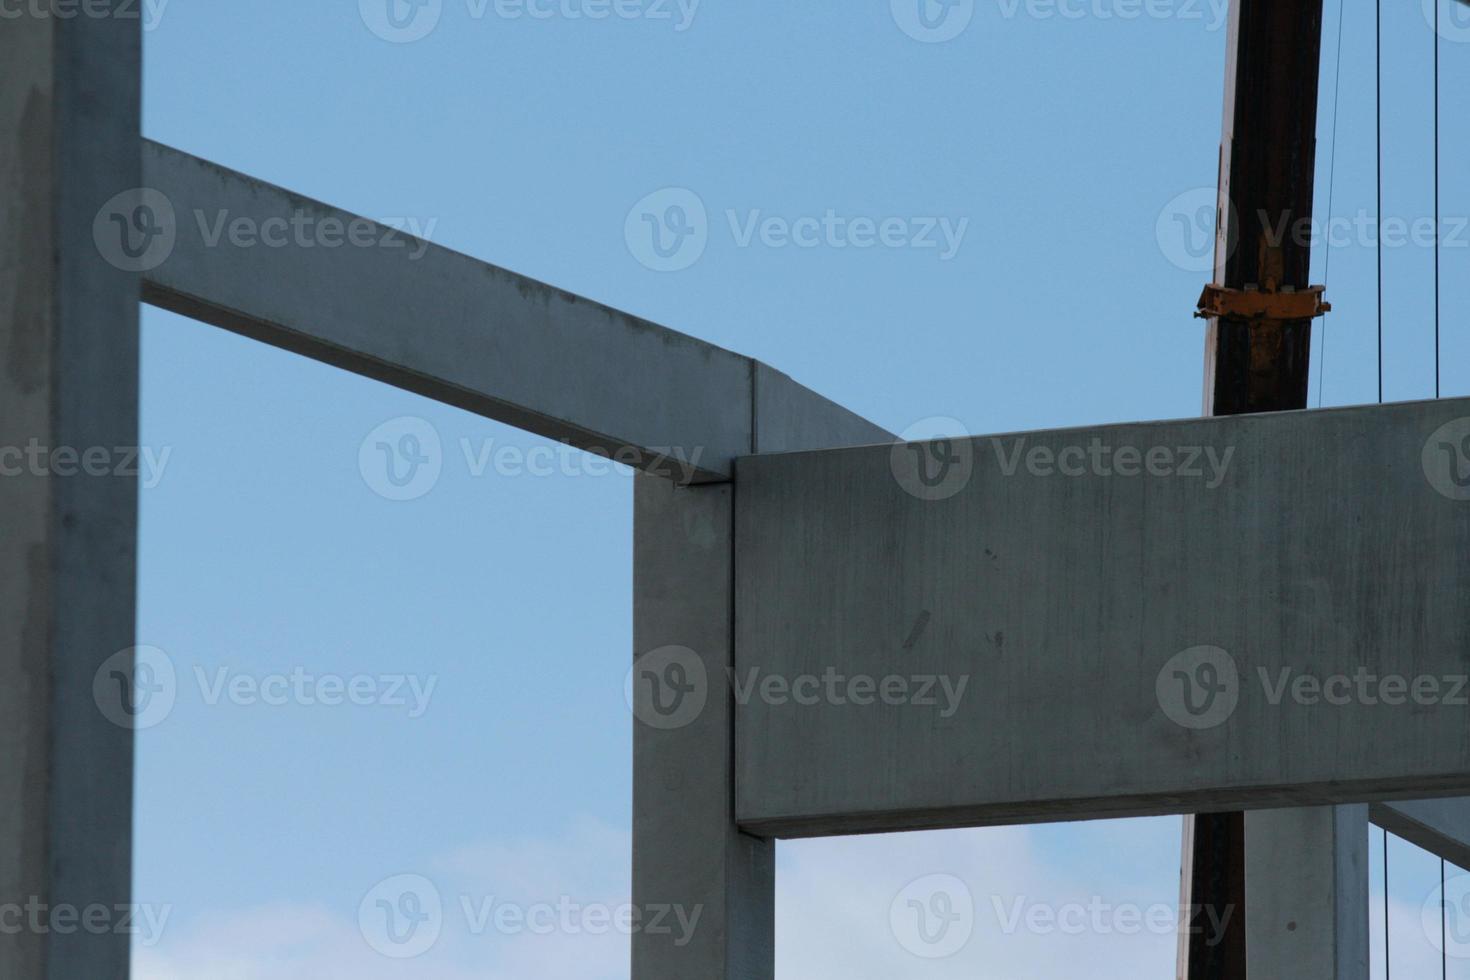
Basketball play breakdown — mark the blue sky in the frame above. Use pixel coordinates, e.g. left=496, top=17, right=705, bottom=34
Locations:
left=131, top=0, right=1469, bottom=975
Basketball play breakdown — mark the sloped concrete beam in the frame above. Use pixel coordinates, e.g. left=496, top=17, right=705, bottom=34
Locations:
left=1371, top=798, right=1470, bottom=869
left=140, top=143, right=886, bottom=482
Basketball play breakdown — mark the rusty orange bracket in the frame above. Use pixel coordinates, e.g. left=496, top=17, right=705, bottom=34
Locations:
left=1195, top=284, right=1331, bottom=322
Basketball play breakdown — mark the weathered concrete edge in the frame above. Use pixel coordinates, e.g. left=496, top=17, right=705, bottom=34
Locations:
left=738, top=391, right=1470, bottom=466
left=751, top=363, right=893, bottom=454
left=744, top=783, right=1470, bottom=841
left=1371, top=798, right=1470, bottom=869
left=141, top=141, right=888, bottom=482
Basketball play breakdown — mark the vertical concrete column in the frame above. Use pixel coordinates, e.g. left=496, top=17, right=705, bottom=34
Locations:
left=629, top=369, right=887, bottom=978
left=631, top=474, right=774, bottom=979
left=0, top=6, right=141, bottom=978
left=1246, top=806, right=1369, bottom=980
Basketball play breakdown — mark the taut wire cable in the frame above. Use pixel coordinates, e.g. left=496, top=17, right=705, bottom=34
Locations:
left=1319, top=0, right=1349, bottom=408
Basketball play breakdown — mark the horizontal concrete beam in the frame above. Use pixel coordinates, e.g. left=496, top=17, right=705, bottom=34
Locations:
left=734, top=397, right=1470, bottom=837
left=1371, top=798, right=1470, bottom=869
left=139, top=141, right=886, bottom=481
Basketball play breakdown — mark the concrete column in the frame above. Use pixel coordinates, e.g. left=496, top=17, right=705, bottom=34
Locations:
left=629, top=368, right=887, bottom=978
left=0, top=6, right=141, bottom=978
left=1246, top=806, right=1369, bottom=980
left=631, top=474, right=774, bottom=979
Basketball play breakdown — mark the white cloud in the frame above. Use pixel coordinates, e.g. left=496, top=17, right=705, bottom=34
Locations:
left=136, top=815, right=1196, bottom=979
left=133, top=901, right=485, bottom=980
left=1374, top=891, right=1453, bottom=978
left=135, top=818, right=633, bottom=980
left=777, top=821, right=1182, bottom=979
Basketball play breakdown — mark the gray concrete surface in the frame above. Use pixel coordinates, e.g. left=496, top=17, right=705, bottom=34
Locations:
left=751, top=364, right=890, bottom=454
left=0, top=8, right=140, bottom=978
left=1247, top=807, right=1369, bottom=980
left=734, top=397, right=1470, bottom=836
left=141, top=142, right=883, bottom=483
left=632, top=385, right=889, bottom=978
left=10, top=45, right=1417, bottom=978
left=633, top=476, right=774, bottom=979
